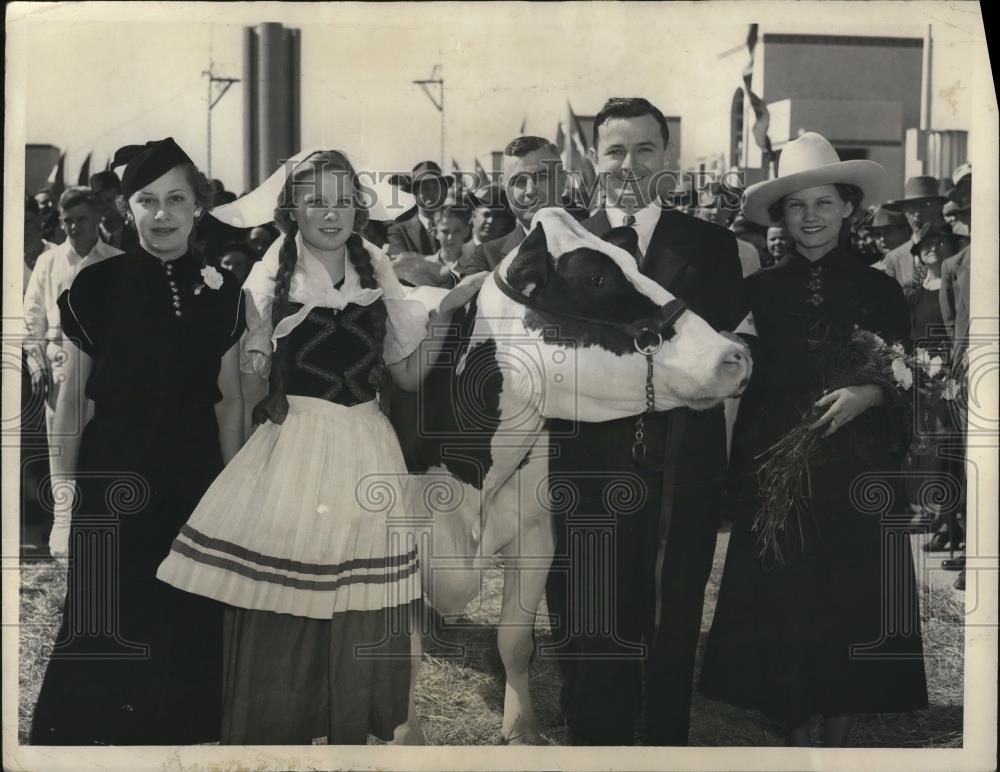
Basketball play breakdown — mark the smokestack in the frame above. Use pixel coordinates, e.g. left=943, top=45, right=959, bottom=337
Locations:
left=242, top=23, right=301, bottom=192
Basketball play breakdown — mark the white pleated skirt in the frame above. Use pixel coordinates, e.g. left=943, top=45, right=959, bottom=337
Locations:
left=157, top=395, right=421, bottom=619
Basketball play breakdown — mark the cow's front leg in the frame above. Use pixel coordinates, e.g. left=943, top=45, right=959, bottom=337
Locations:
left=392, top=628, right=426, bottom=745
left=497, top=520, right=554, bottom=745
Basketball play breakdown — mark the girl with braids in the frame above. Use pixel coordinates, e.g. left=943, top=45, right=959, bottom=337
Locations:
left=31, top=139, right=246, bottom=745
left=157, top=149, right=485, bottom=744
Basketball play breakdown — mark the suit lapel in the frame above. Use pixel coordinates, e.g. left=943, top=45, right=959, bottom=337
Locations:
left=416, top=220, right=434, bottom=254
left=642, top=209, right=689, bottom=292
left=585, top=207, right=689, bottom=293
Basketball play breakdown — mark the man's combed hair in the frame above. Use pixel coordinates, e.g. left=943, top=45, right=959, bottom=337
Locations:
left=593, top=97, right=670, bottom=149
left=432, top=205, right=471, bottom=225
left=504, top=135, right=559, bottom=158
left=58, top=186, right=98, bottom=213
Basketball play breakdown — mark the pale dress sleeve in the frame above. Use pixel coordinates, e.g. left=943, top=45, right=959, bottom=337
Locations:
left=366, top=240, right=430, bottom=365
left=239, top=290, right=275, bottom=376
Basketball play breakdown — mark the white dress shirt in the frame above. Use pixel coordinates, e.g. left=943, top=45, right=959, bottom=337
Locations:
left=604, top=197, right=663, bottom=258
left=23, top=238, right=122, bottom=369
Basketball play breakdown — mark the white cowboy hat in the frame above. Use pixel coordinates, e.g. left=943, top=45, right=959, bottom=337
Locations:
left=741, top=132, right=885, bottom=226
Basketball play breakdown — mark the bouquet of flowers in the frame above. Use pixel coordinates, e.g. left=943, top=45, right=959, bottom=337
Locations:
left=752, top=328, right=961, bottom=566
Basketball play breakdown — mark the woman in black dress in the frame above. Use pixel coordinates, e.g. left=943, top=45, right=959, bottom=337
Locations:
left=700, top=133, right=928, bottom=746
left=30, top=138, right=246, bottom=745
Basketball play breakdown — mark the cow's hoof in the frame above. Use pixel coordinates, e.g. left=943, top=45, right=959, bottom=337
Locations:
left=502, top=729, right=546, bottom=745
left=391, top=722, right=426, bottom=745
left=501, top=719, right=546, bottom=745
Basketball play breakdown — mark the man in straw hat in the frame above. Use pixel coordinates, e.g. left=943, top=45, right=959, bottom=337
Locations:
left=386, top=160, right=454, bottom=256
left=878, top=175, right=948, bottom=294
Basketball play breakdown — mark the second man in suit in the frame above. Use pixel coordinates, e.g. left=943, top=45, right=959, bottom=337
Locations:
left=458, top=136, right=567, bottom=275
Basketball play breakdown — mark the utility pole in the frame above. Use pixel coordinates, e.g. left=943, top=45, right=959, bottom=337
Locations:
left=203, top=62, right=240, bottom=178
left=413, top=64, right=444, bottom=166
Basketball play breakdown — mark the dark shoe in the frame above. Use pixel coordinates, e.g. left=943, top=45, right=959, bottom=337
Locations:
left=954, top=571, right=965, bottom=591
left=922, top=532, right=950, bottom=552
left=942, top=556, right=966, bottom=571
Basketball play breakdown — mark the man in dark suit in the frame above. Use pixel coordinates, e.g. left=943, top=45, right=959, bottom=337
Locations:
left=457, top=136, right=567, bottom=276
left=545, top=97, right=747, bottom=746
left=88, top=171, right=139, bottom=253
left=386, top=161, right=453, bottom=256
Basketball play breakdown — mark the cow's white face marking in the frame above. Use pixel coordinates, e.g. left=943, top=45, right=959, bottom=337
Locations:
left=473, top=208, right=751, bottom=422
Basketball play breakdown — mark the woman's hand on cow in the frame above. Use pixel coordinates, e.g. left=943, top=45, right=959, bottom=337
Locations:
left=439, top=272, right=488, bottom=316
left=808, top=384, right=884, bottom=437
left=248, top=351, right=271, bottom=380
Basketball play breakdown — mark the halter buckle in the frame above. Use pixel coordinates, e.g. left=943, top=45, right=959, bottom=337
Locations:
left=634, top=331, right=663, bottom=356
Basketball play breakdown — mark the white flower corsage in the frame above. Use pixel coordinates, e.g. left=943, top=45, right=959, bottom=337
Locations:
left=195, top=266, right=225, bottom=294
left=890, top=356, right=913, bottom=390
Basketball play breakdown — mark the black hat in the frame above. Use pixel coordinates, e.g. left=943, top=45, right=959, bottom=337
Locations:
left=88, top=170, right=122, bottom=194
left=910, top=224, right=959, bottom=257
left=387, top=161, right=454, bottom=193
left=113, top=138, right=194, bottom=199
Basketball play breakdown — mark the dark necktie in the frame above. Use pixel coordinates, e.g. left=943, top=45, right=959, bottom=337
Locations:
left=420, top=223, right=438, bottom=255
left=624, top=214, right=642, bottom=263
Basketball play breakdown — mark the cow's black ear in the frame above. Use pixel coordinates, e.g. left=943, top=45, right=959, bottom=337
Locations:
left=506, top=223, right=551, bottom=296
left=603, top=226, right=640, bottom=261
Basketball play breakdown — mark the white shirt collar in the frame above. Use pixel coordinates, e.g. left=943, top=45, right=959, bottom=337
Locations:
left=59, top=238, right=113, bottom=265
left=604, top=198, right=663, bottom=257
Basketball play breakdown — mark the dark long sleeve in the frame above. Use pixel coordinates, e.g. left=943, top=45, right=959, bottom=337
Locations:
left=712, top=233, right=750, bottom=333
left=457, top=242, right=493, bottom=276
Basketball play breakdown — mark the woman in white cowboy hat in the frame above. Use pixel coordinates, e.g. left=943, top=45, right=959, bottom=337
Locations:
left=700, top=133, right=928, bottom=746
left=156, top=148, right=485, bottom=745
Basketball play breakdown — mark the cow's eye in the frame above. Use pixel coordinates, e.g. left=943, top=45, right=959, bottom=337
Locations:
left=586, top=274, right=605, bottom=287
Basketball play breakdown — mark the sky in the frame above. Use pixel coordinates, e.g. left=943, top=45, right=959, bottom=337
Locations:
left=8, top=2, right=985, bottom=213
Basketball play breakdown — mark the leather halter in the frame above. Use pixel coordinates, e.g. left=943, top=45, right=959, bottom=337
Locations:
left=492, top=270, right=687, bottom=352
left=492, top=268, right=687, bottom=473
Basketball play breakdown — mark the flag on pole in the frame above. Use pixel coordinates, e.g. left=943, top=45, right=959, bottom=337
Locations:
left=474, top=158, right=488, bottom=187
left=742, top=24, right=775, bottom=175
left=566, top=103, right=596, bottom=190
left=519, top=116, right=527, bottom=135
left=77, top=152, right=93, bottom=186
left=46, top=153, right=66, bottom=197
left=555, top=122, right=565, bottom=155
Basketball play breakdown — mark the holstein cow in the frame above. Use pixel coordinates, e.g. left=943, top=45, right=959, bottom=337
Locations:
left=378, top=208, right=750, bottom=744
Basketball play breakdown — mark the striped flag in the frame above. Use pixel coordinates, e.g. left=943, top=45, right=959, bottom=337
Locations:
left=77, top=152, right=93, bottom=186
left=742, top=24, right=775, bottom=174
left=474, top=158, right=488, bottom=187
left=46, top=153, right=66, bottom=197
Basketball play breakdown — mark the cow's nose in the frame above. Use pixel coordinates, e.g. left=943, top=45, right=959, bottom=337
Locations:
left=718, top=346, right=750, bottom=382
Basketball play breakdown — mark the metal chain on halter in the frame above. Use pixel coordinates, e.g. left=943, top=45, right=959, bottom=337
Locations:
left=632, top=350, right=659, bottom=470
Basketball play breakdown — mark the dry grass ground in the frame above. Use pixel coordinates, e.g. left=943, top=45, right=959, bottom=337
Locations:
left=18, top=532, right=964, bottom=747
